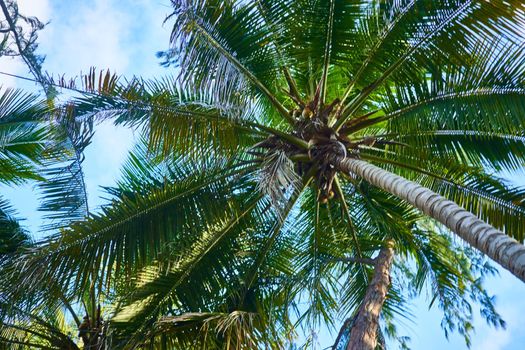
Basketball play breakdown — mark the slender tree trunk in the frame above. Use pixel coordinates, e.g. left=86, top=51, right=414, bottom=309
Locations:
left=346, top=241, right=394, bottom=350
left=332, top=156, right=525, bottom=282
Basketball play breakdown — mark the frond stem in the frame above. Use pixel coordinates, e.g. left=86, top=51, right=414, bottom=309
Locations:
left=332, top=176, right=364, bottom=262
left=337, top=0, right=417, bottom=110
left=319, top=0, right=336, bottom=107
left=254, top=0, right=303, bottom=106
left=334, top=1, right=472, bottom=131
left=190, top=18, right=293, bottom=124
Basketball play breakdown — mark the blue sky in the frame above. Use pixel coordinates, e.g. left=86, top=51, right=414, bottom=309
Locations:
left=1, top=1, right=525, bottom=349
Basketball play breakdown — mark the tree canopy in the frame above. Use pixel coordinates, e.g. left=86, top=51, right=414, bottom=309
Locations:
left=1, top=0, right=525, bottom=349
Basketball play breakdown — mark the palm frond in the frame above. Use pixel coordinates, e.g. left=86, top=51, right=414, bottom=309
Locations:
left=379, top=38, right=525, bottom=136
left=151, top=311, right=262, bottom=349
left=0, top=88, right=49, bottom=184
left=66, top=75, right=269, bottom=159
left=0, top=197, right=30, bottom=256
left=168, top=0, right=290, bottom=120
left=0, top=298, right=79, bottom=350
left=36, top=109, right=93, bottom=231
left=336, top=1, right=525, bottom=128
left=384, top=131, right=525, bottom=173
left=257, top=150, right=301, bottom=211
left=109, top=195, right=268, bottom=346
left=8, top=147, right=255, bottom=302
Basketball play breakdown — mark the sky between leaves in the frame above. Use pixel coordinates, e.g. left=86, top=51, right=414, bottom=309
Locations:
left=1, top=0, right=525, bottom=349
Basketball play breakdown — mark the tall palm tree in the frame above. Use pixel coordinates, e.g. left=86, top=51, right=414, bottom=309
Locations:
left=2, top=0, right=525, bottom=348
left=160, top=0, right=525, bottom=280
left=4, top=135, right=499, bottom=349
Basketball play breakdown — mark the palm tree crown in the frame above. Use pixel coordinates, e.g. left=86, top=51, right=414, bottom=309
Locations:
left=2, top=0, right=525, bottom=349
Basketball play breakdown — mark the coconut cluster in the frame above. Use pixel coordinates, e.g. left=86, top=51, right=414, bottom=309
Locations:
left=252, top=98, right=379, bottom=203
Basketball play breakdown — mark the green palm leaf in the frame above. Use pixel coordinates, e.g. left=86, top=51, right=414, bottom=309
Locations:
left=4, top=1, right=525, bottom=348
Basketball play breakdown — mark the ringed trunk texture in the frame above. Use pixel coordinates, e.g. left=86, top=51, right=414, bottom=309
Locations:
left=333, top=156, right=525, bottom=282
left=346, top=242, right=394, bottom=350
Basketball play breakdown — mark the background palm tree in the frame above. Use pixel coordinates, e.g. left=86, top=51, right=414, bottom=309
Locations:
left=0, top=0, right=93, bottom=231
left=0, top=2, right=98, bottom=347
left=0, top=89, right=87, bottom=349
left=2, top=0, right=525, bottom=348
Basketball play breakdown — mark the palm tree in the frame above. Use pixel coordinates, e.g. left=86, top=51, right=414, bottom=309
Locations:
left=4, top=135, right=498, bottom=349
left=2, top=0, right=525, bottom=348
left=160, top=0, right=525, bottom=280
left=1, top=0, right=92, bottom=232
left=0, top=87, right=98, bottom=349
left=0, top=3, right=111, bottom=348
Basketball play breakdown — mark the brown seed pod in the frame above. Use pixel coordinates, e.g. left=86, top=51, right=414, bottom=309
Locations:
left=302, top=106, right=313, bottom=120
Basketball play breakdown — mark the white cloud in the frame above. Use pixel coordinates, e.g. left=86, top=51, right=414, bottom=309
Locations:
left=43, top=0, right=131, bottom=74
left=471, top=293, right=523, bottom=350
left=476, top=327, right=512, bottom=350
left=1, top=0, right=171, bottom=87
left=39, top=0, right=171, bottom=79
left=17, top=0, right=51, bottom=20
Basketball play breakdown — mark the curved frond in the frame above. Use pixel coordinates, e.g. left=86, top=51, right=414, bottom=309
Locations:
left=68, top=76, right=270, bottom=159
left=110, top=194, right=267, bottom=347
left=0, top=197, right=29, bottom=256
left=168, top=0, right=290, bottom=120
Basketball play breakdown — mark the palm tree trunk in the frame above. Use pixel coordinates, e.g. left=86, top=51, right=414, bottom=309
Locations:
left=332, top=156, right=525, bottom=282
left=346, top=241, right=394, bottom=350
